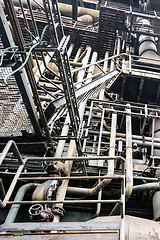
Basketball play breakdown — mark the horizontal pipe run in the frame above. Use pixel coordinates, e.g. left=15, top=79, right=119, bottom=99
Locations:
left=7, top=199, right=122, bottom=205
left=68, top=181, right=160, bottom=198
left=26, top=156, right=125, bottom=162
left=18, top=175, right=124, bottom=181
left=88, top=130, right=160, bottom=144
left=133, top=182, right=160, bottom=193
left=134, top=176, right=158, bottom=182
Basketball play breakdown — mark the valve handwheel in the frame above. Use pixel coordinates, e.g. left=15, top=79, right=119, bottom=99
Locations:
left=29, top=204, right=43, bottom=216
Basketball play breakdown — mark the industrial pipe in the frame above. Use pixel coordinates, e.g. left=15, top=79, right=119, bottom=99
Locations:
left=133, top=182, right=160, bottom=193
left=153, top=191, right=160, bottom=221
left=68, top=113, right=117, bottom=196
left=12, top=1, right=99, bottom=22
left=138, top=18, right=160, bottom=64
left=88, top=129, right=160, bottom=149
left=110, top=104, right=133, bottom=216
left=0, top=178, right=5, bottom=199
left=78, top=15, right=93, bottom=23
left=151, top=118, right=160, bottom=221
left=5, top=183, right=39, bottom=223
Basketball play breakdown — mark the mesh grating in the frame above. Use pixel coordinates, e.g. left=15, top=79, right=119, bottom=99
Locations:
left=0, top=67, right=34, bottom=137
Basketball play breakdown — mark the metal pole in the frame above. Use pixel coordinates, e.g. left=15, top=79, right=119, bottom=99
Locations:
left=0, top=179, right=5, bottom=199
left=72, top=0, right=78, bottom=20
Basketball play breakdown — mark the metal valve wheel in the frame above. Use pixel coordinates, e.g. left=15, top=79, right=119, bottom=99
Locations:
left=29, top=204, right=43, bottom=216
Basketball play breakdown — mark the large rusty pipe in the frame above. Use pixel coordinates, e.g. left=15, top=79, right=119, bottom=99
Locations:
left=78, top=15, right=93, bottom=23
left=12, top=1, right=99, bottom=22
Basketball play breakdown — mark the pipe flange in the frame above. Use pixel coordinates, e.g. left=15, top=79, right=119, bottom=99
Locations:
left=52, top=206, right=65, bottom=219
left=29, top=204, right=54, bottom=222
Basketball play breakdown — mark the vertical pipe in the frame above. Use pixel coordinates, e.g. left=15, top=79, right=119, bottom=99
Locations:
left=0, top=178, right=5, bottom=199
left=99, top=51, right=109, bottom=100
left=120, top=163, right=125, bottom=240
left=125, top=104, right=133, bottom=201
left=74, top=47, right=82, bottom=62
left=92, top=173, right=102, bottom=218
left=93, top=112, right=117, bottom=218
left=76, top=46, right=92, bottom=88
left=117, top=37, right=121, bottom=55
left=110, top=104, right=133, bottom=216
left=97, top=109, right=105, bottom=162
left=82, top=100, right=94, bottom=153
left=151, top=118, right=155, bottom=157
left=72, top=0, right=78, bottom=20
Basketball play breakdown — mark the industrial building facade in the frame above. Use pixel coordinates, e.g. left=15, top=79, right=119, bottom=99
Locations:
left=0, top=0, right=160, bottom=239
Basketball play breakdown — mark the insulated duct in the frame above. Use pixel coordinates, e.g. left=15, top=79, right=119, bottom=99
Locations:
left=138, top=18, right=160, bottom=64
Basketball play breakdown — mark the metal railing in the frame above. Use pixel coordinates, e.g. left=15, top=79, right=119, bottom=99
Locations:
left=72, top=53, right=160, bottom=85
left=0, top=141, right=126, bottom=240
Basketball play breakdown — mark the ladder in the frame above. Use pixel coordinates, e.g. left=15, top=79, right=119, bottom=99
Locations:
left=43, top=0, right=82, bottom=155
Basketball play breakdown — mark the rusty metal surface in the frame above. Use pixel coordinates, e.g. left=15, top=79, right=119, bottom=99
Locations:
left=0, top=233, right=119, bottom=240
left=98, top=6, right=125, bottom=57
left=0, top=222, right=120, bottom=232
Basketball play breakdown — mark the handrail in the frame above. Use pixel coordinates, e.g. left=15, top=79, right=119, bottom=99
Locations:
left=0, top=156, right=125, bottom=209
left=71, top=53, right=126, bottom=74
left=72, top=53, right=160, bottom=77
left=0, top=140, right=24, bottom=166
left=89, top=98, right=160, bottom=118
left=0, top=142, right=125, bottom=240
left=0, top=141, right=25, bottom=208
